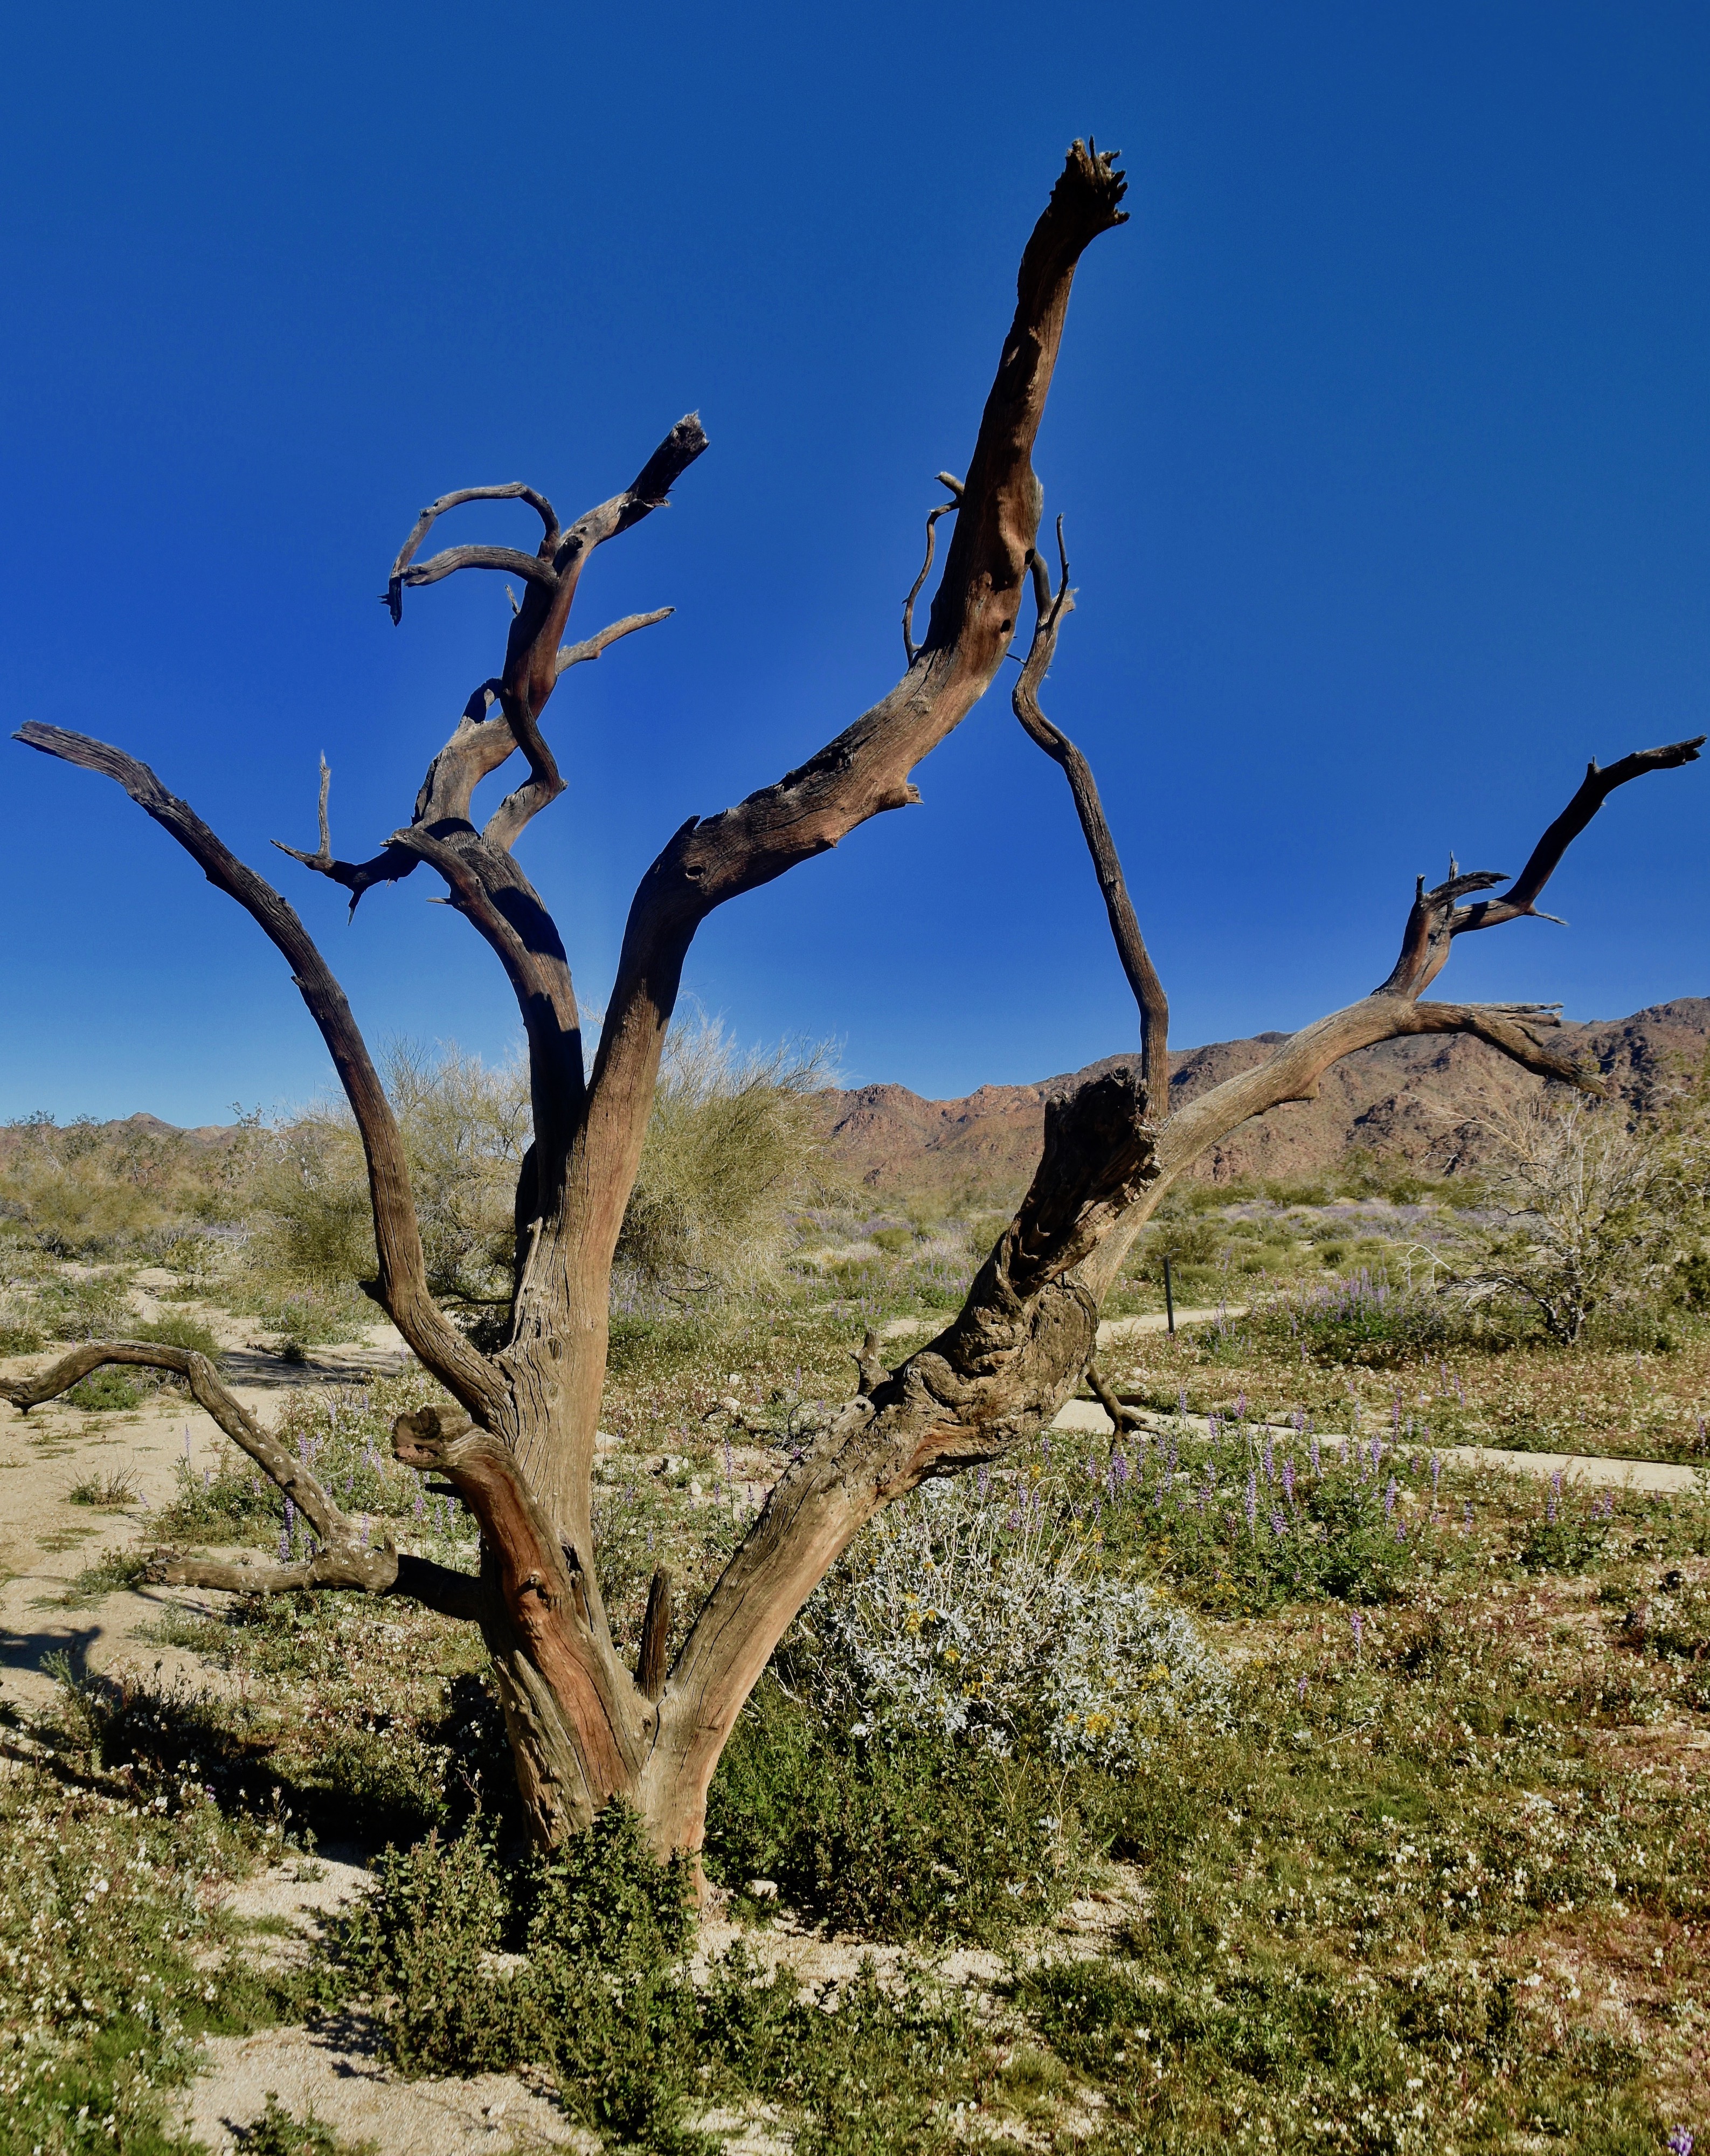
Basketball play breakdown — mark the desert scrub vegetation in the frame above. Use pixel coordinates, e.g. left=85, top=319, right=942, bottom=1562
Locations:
left=11, top=1438, right=1708, bottom=2151
left=0, top=1681, right=314, bottom=2156
left=320, top=1803, right=991, bottom=2152
left=8, top=1318, right=1710, bottom=2148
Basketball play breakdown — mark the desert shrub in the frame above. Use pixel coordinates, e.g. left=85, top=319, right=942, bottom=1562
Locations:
left=1445, top=1094, right=1704, bottom=1344
left=66, top=1367, right=146, bottom=1411
left=1517, top=1478, right=1616, bottom=1572
left=1245, top=1269, right=1456, bottom=1367
left=35, top=1268, right=137, bottom=1342
left=705, top=1677, right=1083, bottom=1943
left=0, top=1747, right=289, bottom=2156
left=231, top=2094, right=367, bottom=2154
left=0, top=1110, right=260, bottom=1259
left=1054, top=1418, right=1469, bottom=1614
left=785, top=1473, right=1229, bottom=1768
left=618, top=1014, right=833, bottom=1294
left=336, top=1800, right=987, bottom=2149
left=67, top=1468, right=140, bottom=1509
left=133, top=1311, right=224, bottom=1358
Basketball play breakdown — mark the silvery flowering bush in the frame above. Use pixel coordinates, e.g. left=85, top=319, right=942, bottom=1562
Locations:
left=785, top=1471, right=1228, bottom=1771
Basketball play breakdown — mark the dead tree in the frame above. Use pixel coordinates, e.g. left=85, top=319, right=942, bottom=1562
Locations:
left=6, top=142, right=1701, bottom=1863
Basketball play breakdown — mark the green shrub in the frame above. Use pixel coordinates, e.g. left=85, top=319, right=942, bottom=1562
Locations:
left=66, top=1366, right=145, bottom=1411
left=328, top=1801, right=985, bottom=2152
left=1518, top=1483, right=1615, bottom=1573
left=134, top=1311, right=224, bottom=1359
left=705, top=1678, right=1081, bottom=1943
left=233, top=2093, right=375, bottom=2154
left=67, top=1468, right=139, bottom=1508
left=37, top=1269, right=136, bottom=1343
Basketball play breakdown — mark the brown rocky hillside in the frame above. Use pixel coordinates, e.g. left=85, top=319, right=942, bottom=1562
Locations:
left=816, top=999, right=1710, bottom=1203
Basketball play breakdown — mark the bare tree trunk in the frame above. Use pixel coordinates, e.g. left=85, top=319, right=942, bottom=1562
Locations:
left=8, top=138, right=1701, bottom=1870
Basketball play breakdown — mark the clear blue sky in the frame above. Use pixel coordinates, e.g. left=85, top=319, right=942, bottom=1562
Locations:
left=1, top=3, right=1705, bottom=1122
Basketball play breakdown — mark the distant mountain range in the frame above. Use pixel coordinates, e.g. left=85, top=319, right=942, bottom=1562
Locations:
left=19, top=999, right=1708, bottom=1214
left=815, top=999, right=1710, bottom=1203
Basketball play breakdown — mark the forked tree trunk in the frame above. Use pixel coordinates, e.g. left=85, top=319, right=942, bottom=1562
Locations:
left=5, top=139, right=1700, bottom=1870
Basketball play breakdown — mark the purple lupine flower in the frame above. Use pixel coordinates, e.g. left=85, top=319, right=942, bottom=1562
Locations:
left=1383, top=1477, right=1397, bottom=1518
left=1350, top=1609, right=1363, bottom=1651
left=413, top=1488, right=425, bottom=1518
left=1234, top=1390, right=1248, bottom=1423
left=1178, top=1384, right=1188, bottom=1418
left=1296, top=1674, right=1307, bottom=1700
left=1263, top=1434, right=1275, bottom=1484
left=1310, top=1432, right=1321, bottom=1477
left=278, top=1526, right=291, bottom=1562
left=1245, top=1473, right=1258, bottom=1536
left=1282, top=1457, right=1296, bottom=1504
left=1270, top=1509, right=1287, bottom=1540
left=1463, top=1499, right=1472, bottom=1529
left=183, top=1427, right=192, bottom=1460
left=1431, top=1454, right=1442, bottom=1502
left=1370, top=1435, right=1383, bottom=1475
left=1665, top=2129, right=1693, bottom=2156
left=1395, top=1518, right=1407, bottom=1542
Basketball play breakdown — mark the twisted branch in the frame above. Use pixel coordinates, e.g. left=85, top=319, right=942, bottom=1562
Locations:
left=11, top=723, right=508, bottom=1424
left=1377, top=736, right=1706, bottom=998
left=1013, top=516, right=1170, bottom=1108
left=901, top=475, right=964, bottom=665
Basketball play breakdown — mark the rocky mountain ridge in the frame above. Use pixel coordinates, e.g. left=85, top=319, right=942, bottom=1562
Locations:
left=818, top=999, right=1710, bottom=1201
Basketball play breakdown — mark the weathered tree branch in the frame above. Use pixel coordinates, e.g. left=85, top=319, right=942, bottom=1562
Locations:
left=0, top=1342, right=414, bottom=1596
left=386, top=481, right=561, bottom=621
left=386, top=824, right=584, bottom=1167
left=1013, top=517, right=1170, bottom=1107
left=637, top=1569, right=673, bottom=1701
left=7, top=727, right=508, bottom=1425
left=657, top=1058, right=1155, bottom=1825
left=1085, top=1356, right=1145, bottom=1433
left=901, top=474, right=963, bottom=665
left=1377, top=736, right=1706, bottom=997
left=530, top=144, right=1131, bottom=1547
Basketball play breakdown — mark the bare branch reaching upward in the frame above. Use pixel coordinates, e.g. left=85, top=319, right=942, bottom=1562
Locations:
left=902, top=476, right=963, bottom=665
left=1013, top=516, right=1169, bottom=1109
